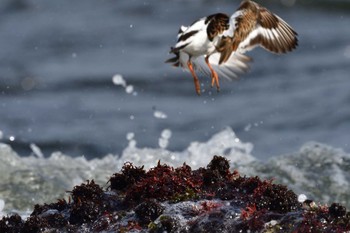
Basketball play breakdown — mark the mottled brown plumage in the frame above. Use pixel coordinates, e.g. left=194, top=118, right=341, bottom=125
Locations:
left=216, top=2, right=257, bottom=64
left=205, top=13, right=230, bottom=41
left=216, top=36, right=234, bottom=64
left=218, top=0, right=298, bottom=63
left=237, top=1, right=297, bottom=53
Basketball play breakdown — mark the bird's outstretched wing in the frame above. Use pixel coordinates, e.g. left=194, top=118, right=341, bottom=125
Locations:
left=233, top=0, right=298, bottom=54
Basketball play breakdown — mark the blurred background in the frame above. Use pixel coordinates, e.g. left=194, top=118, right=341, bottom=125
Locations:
left=0, top=0, right=349, bottom=160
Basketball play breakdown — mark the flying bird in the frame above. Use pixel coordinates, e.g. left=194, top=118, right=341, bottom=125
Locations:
left=166, top=0, right=298, bottom=95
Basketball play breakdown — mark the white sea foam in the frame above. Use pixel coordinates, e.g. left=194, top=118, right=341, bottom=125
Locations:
left=0, top=127, right=255, bottom=212
left=122, top=127, right=255, bottom=169
left=0, top=199, right=5, bottom=217
left=251, top=142, right=350, bottom=207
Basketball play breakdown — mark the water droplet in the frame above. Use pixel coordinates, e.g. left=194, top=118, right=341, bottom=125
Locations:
left=125, top=85, right=134, bottom=94
left=161, top=129, right=172, bottom=139
left=128, top=139, right=136, bottom=148
left=158, top=129, right=172, bottom=149
left=30, top=143, right=44, bottom=158
left=158, top=138, right=168, bottom=149
left=244, top=124, right=252, bottom=132
left=112, top=74, right=126, bottom=87
left=154, top=110, right=168, bottom=119
left=126, top=132, right=134, bottom=140
left=298, top=194, right=307, bottom=203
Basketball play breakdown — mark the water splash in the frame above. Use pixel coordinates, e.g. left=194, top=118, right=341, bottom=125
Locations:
left=158, top=129, right=172, bottom=149
left=126, top=132, right=136, bottom=148
left=1, top=129, right=350, bottom=214
left=0, top=199, right=4, bottom=217
left=30, top=143, right=44, bottom=158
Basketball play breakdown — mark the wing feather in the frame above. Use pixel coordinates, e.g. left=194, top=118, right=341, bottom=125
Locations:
left=192, top=52, right=252, bottom=81
left=255, top=9, right=297, bottom=53
left=233, top=1, right=298, bottom=54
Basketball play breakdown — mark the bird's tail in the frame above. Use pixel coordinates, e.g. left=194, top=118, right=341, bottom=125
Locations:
left=165, top=47, right=182, bottom=67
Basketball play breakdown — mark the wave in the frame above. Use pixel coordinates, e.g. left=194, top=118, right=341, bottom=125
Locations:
left=1, top=127, right=349, bottom=217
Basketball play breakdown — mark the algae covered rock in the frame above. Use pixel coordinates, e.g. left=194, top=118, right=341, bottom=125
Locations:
left=1, top=156, right=349, bottom=232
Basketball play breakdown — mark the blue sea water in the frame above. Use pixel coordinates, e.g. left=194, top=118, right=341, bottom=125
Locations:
left=0, top=0, right=350, bottom=214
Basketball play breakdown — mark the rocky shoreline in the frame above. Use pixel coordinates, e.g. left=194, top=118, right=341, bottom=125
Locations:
left=1, top=156, right=349, bottom=232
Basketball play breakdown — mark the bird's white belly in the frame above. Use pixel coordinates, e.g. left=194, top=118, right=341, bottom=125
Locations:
left=183, top=31, right=217, bottom=57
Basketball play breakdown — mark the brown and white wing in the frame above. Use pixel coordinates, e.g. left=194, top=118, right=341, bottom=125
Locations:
left=237, top=7, right=298, bottom=54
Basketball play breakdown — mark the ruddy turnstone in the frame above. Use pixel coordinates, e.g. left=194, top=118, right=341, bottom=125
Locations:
left=166, top=0, right=298, bottom=95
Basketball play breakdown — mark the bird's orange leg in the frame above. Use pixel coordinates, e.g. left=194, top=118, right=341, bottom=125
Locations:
left=187, top=60, right=201, bottom=95
left=205, top=56, right=220, bottom=92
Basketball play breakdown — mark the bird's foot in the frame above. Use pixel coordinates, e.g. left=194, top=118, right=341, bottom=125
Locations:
left=194, top=80, right=201, bottom=95
left=210, top=74, right=220, bottom=92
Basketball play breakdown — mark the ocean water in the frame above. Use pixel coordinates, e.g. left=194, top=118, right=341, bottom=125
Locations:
left=0, top=0, right=350, bottom=215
